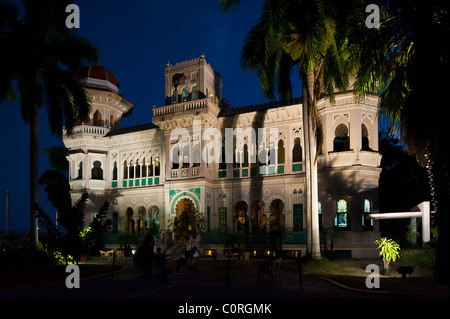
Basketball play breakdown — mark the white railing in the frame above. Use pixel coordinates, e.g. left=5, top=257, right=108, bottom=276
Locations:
left=64, top=124, right=111, bottom=137
left=153, top=98, right=208, bottom=116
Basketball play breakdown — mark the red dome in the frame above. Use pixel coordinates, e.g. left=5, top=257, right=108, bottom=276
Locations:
left=77, top=65, right=119, bottom=91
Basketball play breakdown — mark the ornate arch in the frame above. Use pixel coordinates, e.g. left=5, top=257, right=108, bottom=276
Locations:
left=170, top=190, right=200, bottom=215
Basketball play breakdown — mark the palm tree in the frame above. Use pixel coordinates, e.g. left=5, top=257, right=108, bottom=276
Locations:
left=0, top=0, right=99, bottom=255
left=349, top=0, right=450, bottom=284
left=220, top=0, right=354, bottom=258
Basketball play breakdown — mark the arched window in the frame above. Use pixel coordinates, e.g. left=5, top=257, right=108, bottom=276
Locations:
left=148, top=157, right=153, bottom=177
left=219, top=146, right=227, bottom=170
left=362, top=199, right=374, bottom=231
left=112, top=161, right=117, bottom=181
left=126, top=208, right=134, bottom=234
left=172, top=89, right=178, bottom=104
left=91, top=161, right=103, bottom=180
left=361, top=124, right=370, bottom=151
left=234, top=145, right=239, bottom=168
left=110, top=115, right=115, bottom=129
left=335, top=199, right=349, bottom=230
left=318, top=202, right=323, bottom=230
left=123, top=160, right=128, bottom=179
left=243, top=144, right=249, bottom=167
left=93, top=110, right=102, bottom=126
left=192, top=84, right=199, bottom=100
left=292, top=137, right=302, bottom=162
left=182, top=145, right=190, bottom=168
left=142, top=158, right=147, bottom=177
left=182, top=86, right=189, bottom=102
left=278, top=140, right=285, bottom=164
left=333, top=124, right=350, bottom=152
left=267, top=144, right=275, bottom=165
left=172, top=147, right=180, bottom=169
left=136, top=160, right=141, bottom=178
left=258, top=144, right=267, bottom=165
left=129, top=160, right=134, bottom=179
left=193, top=144, right=200, bottom=167
left=77, top=161, right=83, bottom=179
left=154, top=156, right=160, bottom=176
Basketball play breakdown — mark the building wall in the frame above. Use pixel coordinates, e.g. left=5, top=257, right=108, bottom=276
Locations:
left=63, top=59, right=382, bottom=257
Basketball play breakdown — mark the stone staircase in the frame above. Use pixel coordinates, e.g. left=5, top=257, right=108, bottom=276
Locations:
left=166, top=244, right=187, bottom=259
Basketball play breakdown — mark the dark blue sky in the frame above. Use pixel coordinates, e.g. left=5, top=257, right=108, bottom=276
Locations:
left=2, top=0, right=301, bottom=233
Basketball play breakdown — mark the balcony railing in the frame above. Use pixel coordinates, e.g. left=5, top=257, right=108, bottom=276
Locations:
left=112, top=177, right=161, bottom=188
left=153, top=98, right=209, bottom=116
left=63, top=124, right=111, bottom=138
left=170, top=166, right=200, bottom=178
left=217, top=163, right=303, bottom=179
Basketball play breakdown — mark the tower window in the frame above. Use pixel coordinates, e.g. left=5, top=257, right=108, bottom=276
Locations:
left=362, top=124, right=371, bottom=151
left=362, top=199, right=374, bottom=230
left=335, top=199, right=349, bottom=230
left=333, top=124, right=350, bottom=152
left=112, top=161, right=117, bottom=180
left=182, top=86, right=189, bottom=102
left=292, top=137, right=302, bottom=162
left=91, top=161, right=103, bottom=180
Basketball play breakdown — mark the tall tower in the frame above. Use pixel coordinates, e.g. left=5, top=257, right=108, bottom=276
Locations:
left=76, top=65, right=133, bottom=129
left=164, top=53, right=222, bottom=106
left=64, top=65, right=133, bottom=192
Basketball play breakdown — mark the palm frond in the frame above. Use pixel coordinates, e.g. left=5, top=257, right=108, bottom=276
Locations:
left=218, top=0, right=241, bottom=12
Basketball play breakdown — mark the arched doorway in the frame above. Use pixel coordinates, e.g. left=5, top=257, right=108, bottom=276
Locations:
left=126, top=207, right=134, bottom=234
left=269, top=199, right=285, bottom=230
left=251, top=200, right=266, bottom=231
left=137, top=207, right=146, bottom=235
left=234, top=201, right=248, bottom=233
left=175, top=198, right=196, bottom=217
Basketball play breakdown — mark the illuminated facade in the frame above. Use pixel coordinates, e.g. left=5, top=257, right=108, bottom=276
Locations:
left=63, top=55, right=382, bottom=258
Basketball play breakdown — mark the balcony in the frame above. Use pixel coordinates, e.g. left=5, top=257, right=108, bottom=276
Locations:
left=153, top=98, right=220, bottom=118
left=117, top=177, right=161, bottom=188
left=219, top=163, right=297, bottom=179
left=170, top=167, right=200, bottom=178
left=63, top=124, right=111, bottom=139
left=358, top=150, right=382, bottom=167
left=328, top=150, right=354, bottom=167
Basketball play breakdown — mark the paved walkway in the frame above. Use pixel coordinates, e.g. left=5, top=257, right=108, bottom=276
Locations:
left=0, top=257, right=384, bottom=300
left=1, top=257, right=447, bottom=301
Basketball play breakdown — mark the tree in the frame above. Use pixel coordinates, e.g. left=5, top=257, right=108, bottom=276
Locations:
left=220, top=0, right=355, bottom=258
left=0, top=0, right=99, bottom=255
left=170, top=211, right=207, bottom=246
left=349, top=0, right=450, bottom=284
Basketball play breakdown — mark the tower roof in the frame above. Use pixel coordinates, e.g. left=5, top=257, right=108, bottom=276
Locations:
left=77, top=65, right=120, bottom=93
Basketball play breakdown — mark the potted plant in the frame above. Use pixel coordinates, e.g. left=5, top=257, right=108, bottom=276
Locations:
left=374, top=237, right=401, bottom=275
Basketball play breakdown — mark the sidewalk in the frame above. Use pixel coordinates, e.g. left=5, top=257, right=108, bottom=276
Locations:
left=0, top=256, right=448, bottom=299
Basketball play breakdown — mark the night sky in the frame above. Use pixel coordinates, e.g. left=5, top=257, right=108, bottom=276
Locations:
left=1, top=0, right=301, bottom=233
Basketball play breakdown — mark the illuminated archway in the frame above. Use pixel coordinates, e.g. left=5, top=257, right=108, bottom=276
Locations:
left=234, top=201, right=248, bottom=233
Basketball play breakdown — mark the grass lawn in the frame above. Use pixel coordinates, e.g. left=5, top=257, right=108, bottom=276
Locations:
left=280, top=253, right=449, bottom=296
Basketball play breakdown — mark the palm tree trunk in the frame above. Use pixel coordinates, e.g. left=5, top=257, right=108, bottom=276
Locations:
left=30, top=103, right=39, bottom=255
left=303, top=71, right=322, bottom=258
left=302, top=84, right=312, bottom=255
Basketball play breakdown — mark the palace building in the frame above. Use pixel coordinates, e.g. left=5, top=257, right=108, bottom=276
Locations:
left=63, top=54, right=382, bottom=258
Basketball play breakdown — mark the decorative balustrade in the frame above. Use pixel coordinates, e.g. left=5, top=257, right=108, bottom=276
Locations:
left=153, top=98, right=208, bottom=116
left=64, top=124, right=111, bottom=137
left=170, top=166, right=200, bottom=178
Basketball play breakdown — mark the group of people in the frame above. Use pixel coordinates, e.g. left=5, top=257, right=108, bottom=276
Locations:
left=174, top=246, right=199, bottom=275
left=133, top=233, right=200, bottom=277
left=133, top=234, right=168, bottom=277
